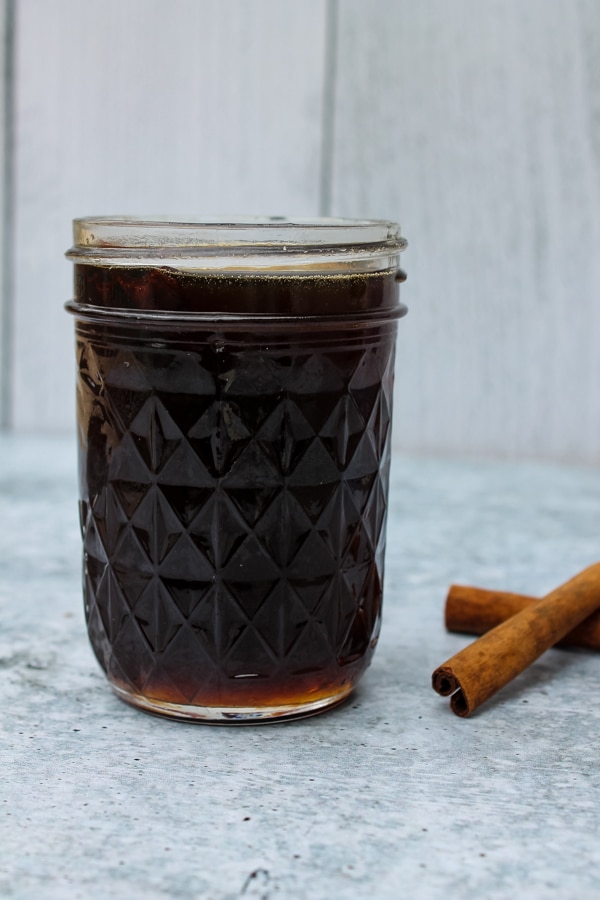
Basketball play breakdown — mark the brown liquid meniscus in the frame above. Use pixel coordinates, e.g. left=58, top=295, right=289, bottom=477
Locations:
left=73, top=265, right=399, bottom=720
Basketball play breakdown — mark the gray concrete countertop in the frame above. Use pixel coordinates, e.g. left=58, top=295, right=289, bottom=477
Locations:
left=2, top=435, right=600, bottom=899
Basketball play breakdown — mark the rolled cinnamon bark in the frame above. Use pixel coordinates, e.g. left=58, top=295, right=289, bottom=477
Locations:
left=432, top=563, right=600, bottom=717
left=445, top=585, right=600, bottom=650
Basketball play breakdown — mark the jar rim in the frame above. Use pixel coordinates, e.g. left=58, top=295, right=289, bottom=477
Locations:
left=66, top=216, right=407, bottom=273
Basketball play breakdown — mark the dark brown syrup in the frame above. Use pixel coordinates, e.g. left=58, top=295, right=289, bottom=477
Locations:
left=74, top=265, right=398, bottom=711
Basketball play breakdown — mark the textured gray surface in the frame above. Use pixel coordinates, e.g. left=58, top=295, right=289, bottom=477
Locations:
left=2, top=435, right=600, bottom=899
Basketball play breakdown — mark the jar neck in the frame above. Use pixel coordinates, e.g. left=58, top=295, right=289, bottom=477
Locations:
left=67, top=265, right=405, bottom=324
left=66, top=216, right=407, bottom=274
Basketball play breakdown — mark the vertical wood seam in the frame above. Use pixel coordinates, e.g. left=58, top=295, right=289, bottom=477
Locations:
left=318, top=0, right=338, bottom=217
left=0, top=0, right=15, bottom=430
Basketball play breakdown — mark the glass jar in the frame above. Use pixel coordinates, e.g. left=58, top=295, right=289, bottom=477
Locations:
left=66, top=217, right=407, bottom=722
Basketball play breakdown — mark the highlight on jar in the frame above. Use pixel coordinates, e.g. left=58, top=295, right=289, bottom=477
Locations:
left=65, top=216, right=408, bottom=723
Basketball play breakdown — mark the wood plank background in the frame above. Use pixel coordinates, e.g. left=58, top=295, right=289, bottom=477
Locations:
left=1, top=0, right=600, bottom=463
left=9, top=0, right=328, bottom=433
left=332, top=0, right=600, bottom=461
left=0, top=0, right=9, bottom=429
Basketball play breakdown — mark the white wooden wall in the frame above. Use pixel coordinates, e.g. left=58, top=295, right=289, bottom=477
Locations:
left=1, top=0, right=600, bottom=464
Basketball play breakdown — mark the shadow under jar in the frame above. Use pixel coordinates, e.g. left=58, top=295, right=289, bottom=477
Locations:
left=66, top=217, right=408, bottom=722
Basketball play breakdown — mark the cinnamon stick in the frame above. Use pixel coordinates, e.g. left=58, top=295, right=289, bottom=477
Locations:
left=432, top=563, right=600, bottom=717
left=445, top=585, right=600, bottom=650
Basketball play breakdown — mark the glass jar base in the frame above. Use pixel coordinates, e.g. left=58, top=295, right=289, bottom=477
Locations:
left=110, top=682, right=354, bottom=724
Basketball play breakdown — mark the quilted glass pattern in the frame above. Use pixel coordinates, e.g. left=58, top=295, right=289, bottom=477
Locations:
left=76, top=322, right=396, bottom=711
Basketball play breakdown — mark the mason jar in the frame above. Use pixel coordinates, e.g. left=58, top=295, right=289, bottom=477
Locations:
left=66, top=217, right=408, bottom=722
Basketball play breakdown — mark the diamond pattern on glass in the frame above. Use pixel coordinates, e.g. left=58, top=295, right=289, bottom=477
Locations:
left=77, top=329, right=395, bottom=706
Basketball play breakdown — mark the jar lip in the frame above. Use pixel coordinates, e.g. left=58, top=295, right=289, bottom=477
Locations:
left=68, top=216, right=406, bottom=252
